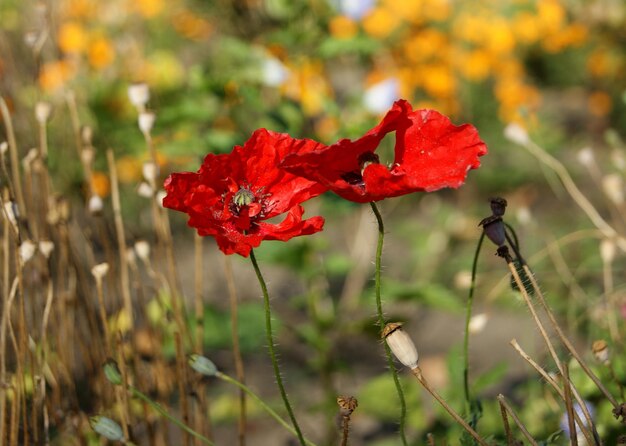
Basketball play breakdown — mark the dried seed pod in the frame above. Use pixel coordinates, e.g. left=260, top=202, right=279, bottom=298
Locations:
left=504, top=123, right=529, bottom=146
left=91, top=262, right=110, bottom=280
left=337, top=395, right=358, bottom=416
left=134, top=240, right=150, bottom=262
left=19, top=240, right=37, bottom=264
left=88, top=195, right=104, bottom=215
left=35, top=101, right=52, bottom=124
left=128, top=82, right=150, bottom=108
left=592, top=340, right=610, bottom=364
left=38, top=240, right=54, bottom=259
left=382, top=322, right=418, bottom=369
left=138, top=111, right=155, bottom=134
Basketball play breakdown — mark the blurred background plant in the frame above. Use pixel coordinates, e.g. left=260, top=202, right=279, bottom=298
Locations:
left=1, top=0, right=626, bottom=444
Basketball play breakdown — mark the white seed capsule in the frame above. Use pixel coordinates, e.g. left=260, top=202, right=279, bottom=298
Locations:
left=137, top=182, right=154, bottom=198
left=35, top=101, right=52, bottom=124
left=577, top=147, right=595, bottom=167
left=138, top=111, right=155, bottom=135
left=0, top=141, right=8, bottom=155
left=382, top=322, right=419, bottom=369
left=88, top=195, right=104, bottom=215
left=38, top=240, right=54, bottom=259
left=600, top=239, right=616, bottom=264
left=142, top=161, right=158, bottom=183
left=134, top=240, right=150, bottom=262
left=91, top=262, right=110, bottom=280
left=503, top=123, right=529, bottom=146
left=128, top=83, right=150, bottom=108
left=19, top=240, right=37, bottom=265
left=469, top=313, right=489, bottom=334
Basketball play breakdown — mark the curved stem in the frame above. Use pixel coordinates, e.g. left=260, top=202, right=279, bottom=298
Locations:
left=129, top=385, right=214, bottom=445
left=249, top=249, right=306, bottom=446
left=369, top=202, right=408, bottom=446
left=217, top=372, right=317, bottom=446
left=463, top=232, right=485, bottom=416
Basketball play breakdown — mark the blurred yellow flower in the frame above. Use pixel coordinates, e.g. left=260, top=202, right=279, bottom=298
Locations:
left=513, top=12, right=541, bottom=45
left=362, top=7, right=402, bottom=38
left=88, top=36, right=115, bottom=69
left=133, top=0, right=164, bottom=18
left=91, top=171, right=111, bottom=197
left=421, top=64, right=456, bottom=98
left=329, top=15, right=358, bottom=39
left=422, top=0, right=451, bottom=22
left=403, top=29, right=447, bottom=62
left=58, top=22, right=87, bottom=54
left=457, top=49, right=491, bottom=82
left=383, top=0, right=422, bottom=23
left=485, top=19, right=515, bottom=55
left=588, top=91, right=612, bottom=117
left=586, top=48, right=618, bottom=78
left=537, top=0, right=565, bottom=34
left=283, top=60, right=332, bottom=116
left=64, top=0, right=96, bottom=19
left=39, top=60, right=75, bottom=92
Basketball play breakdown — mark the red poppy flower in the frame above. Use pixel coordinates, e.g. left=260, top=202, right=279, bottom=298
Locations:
left=281, top=99, right=487, bottom=203
left=163, top=129, right=327, bottom=257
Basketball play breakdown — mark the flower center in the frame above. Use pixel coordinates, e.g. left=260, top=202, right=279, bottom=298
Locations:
left=233, top=187, right=255, bottom=207
left=340, top=151, right=381, bottom=187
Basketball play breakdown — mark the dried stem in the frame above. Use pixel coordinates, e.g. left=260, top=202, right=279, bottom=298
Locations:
left=497, top=395, right=538, bottom=446
left=410, top=366, right=489, bottom=446
left=497, top=397, right=515, bottom=446
left=175, top=332, right=191, bottom=446
left=116, top=334, right=131, bottom=441
left=0, top=96, right=25, bottom=213
left=561, top=363, right=578, bottom=446
left=106, top=149, right=134, bottom=326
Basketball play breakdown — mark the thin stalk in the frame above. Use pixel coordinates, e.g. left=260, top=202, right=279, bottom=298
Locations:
left=507, top=262, right=600, bottom=444
left=562, top=363, right=578, bottom=446
left=340, top=414, right=351, bottom=446
left=116, top=334, right=131, bottom=441
left=129, top=385, right=214, bottom=445
left=224, top=256, right=246, bottom=446
left=463, top=232, right=485, bottom=415
left=522, top=263, right=618, bottom=408
left=497, top=397, right=515, bottom=446
left=410, top=367, right=489, bottom=446
left=106, top=149, right=134, bottom=326
left=175, top=332, right=191, bottom=446
left=497, top=395, right=538, bottom=446
left=216, top=372, right=317, bottom=446
left=0, top=96, right=25, bottom=213
left=249, top=248, right=306, bottom=446
left=369, top=201, right=408, bottom=446
left=509, top=339, right=596, bottom=445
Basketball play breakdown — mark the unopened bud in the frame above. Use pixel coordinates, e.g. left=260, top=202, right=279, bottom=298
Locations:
left=137, top=182, right=154, bottom=198
left=602, top=174, right=623, bottom=204
left=504, top=123, right=529, bottom=146
left=89, top=416, right=125, bottom=441
left=91, top=262, right=110, bottom=280
left=188, top=354, right=218, bottom=376
left=19, top=240, right=37, bottom=264
left=103, top=359, right=123, bottom=385
left=134, top=240, right=150, bottom=262
left=592, top=339, right=610, bottom=364
left=128, top=83, right=150, bottom=108
left=337, top=396, right=358, bottom=416
left=88, top=195, right=104, bottom=215
left=38, top=240, right=54, bottom=259
left=142, top=161, right=158, bottom=184
left=35, top=101, right=52, bottom=124
left=138, top=111, right=155, bottom=135
left=577, top=147, right=595, bottom=167
left=382, top=322, right=419, bottom=369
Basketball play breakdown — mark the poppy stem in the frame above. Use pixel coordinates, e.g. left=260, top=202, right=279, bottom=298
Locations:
left=369, top=201, right=409, bottom=446
left=249, top=249, right=307, bottom=446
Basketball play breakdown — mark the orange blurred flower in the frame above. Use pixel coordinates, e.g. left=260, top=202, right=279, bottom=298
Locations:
left=588, top=91, right=612, bottom=117
left=91, top=171, right=111, bottom=197
left=88, top=36, right=115, bottom=69
left=362, top=7, right=401, bottom=39
left=58, top=22, right=87, bottom=54
left=39, top=60, right=75, bottom=92
left=134, top=0, right=164, bottom=18
left=329, top=15, right=358, bottom=39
